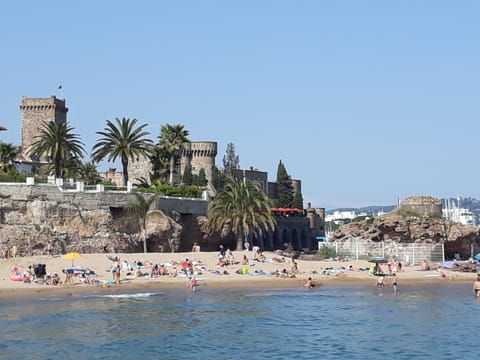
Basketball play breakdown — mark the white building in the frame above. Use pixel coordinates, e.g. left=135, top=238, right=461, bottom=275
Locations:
left=442, top=198, right=476, bottom=226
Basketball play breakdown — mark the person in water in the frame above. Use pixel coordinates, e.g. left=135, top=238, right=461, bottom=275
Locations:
left=304, top=277, right=315, bottom=289
left=392, top=275, right=398, bottom=295
left=473, top=275, right=480, bottom=297
left=376, top=276, right=385, bottom=289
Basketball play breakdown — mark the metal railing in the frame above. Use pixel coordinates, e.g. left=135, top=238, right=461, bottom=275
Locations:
left=328, top=239, right=445, bottom=265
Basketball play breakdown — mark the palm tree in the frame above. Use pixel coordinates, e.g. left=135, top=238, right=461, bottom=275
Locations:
left=158, top=124, right=190, bottom=185
left=92, top=117, right=153, bottom=186
left=29, top=122, right=85, bottom=178
left=0, top=142, right=20, bottom=172
left=79, top=161, right=103, bottom=185
left=204, top=175, right=276, bottom=250
left=127, top=192, right=157, bottom=253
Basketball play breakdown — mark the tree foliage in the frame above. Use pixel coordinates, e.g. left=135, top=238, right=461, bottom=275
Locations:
left=275, top=160, right=294, bottom=208
left=127, top=192, right=157, bottom=253
left=204, top=175, right=276, bottom=250
left=212, top=165, right=227, bottom=192
left=92, top=117, right=153, bottom=186
left=80, top=161, right=103, bottom=185
left=222, top=142, right=240, bottom=176
left=193, top=168, right=207, bottom=186
left=182, top=163, right=193, bottom=185
left=150, top=145, right=170, bottom=183
left=29, top=122, right=85, bottom=178
left=0, top=142, right=20, bottom=173
left=292, top=191, right=304, bottom=209
left=157, top=124, right=190, bottom=185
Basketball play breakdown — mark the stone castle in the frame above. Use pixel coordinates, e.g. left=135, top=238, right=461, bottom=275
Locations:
left=17, top=96, right=303, bottom=201
left=0, top=96, right=327, bottom=254
left=18, top=96, right=68, bottom=169
left=17, top=96, right=219, bottom=184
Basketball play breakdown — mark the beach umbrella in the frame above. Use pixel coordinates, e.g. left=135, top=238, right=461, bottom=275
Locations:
left=368, top=256, right=388, bottom=264
left=474, top=253, right=480, bottom=261
left=63, top=252, right=82, bottom=266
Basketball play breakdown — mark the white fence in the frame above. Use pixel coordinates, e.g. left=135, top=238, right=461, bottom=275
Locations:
left=329, top=239, right=445, bottom=265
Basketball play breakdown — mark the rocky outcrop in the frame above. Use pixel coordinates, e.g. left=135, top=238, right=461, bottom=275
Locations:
left=0, top=185, right=191, bottom=256
left=332, top=213, right=480, bottom=259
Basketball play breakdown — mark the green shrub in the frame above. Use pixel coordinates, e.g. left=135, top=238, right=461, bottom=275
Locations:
left=137, top=181, right=203, bottom=198
left=317, top=246, right=337, bottom=260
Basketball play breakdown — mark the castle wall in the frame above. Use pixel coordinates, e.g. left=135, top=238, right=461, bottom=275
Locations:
left=127, top=141, right=218, bottom=186
left=20, top=96, right=67, bottom=159
left=234, top=168, right=269, bottom=193
left=291, top=179, right=301, bottom=195
left=181, top=141, right=217, bottom=185
left=127, top=154, right=151, bottom=185
left=400, top=196, right=442, bottom=216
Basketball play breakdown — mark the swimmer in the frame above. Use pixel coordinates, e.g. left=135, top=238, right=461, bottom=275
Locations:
left=473, top=275, right=480, bottom=297
left=304, top=277, right=315, bottom=289
left=376, top=276, right=385, bottom=289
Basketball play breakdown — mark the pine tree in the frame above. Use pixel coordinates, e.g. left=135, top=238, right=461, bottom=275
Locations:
left=182, top=164, right=193, bottom=185
left=212, top=166, right=226, bottom=191
left=275, top=160, right=294, bottom=208
left=197, top=168, right=207, bottom=186
left=223, top=143, right=240, bottom=175
left=292, top=191, right=304, bottom=209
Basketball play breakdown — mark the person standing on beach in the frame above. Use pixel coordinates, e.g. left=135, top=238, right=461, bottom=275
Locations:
left=112, top=258, right=121, bottom=284
left=473, top=275, right=480, bottom=297
left=190, top=276, right=198, bottom=291
left=46, top=241, right=53, bottom=259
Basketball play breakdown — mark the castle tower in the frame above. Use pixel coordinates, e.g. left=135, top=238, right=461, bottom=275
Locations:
left=20, top=96, right=68, bottom=160
left=181, top=141, right=217, bottom=185
left=291, top=179, right=302, bottom=195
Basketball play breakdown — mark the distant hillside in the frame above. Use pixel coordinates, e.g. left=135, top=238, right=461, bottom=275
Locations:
left=326, top=205, right=396, bottom=215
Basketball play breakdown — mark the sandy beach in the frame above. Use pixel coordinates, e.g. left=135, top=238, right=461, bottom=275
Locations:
left=1, top=250, right=477, bottom=299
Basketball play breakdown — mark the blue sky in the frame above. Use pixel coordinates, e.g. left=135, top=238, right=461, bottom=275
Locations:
left=0, top=1, right=478, bottom=209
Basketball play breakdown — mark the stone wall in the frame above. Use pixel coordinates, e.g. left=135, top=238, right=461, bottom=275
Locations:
left=400, top=195, right=442, bottom=216
left=181, top=141, right=218, bottom=186
left=0, top=183, right=208, bottom=256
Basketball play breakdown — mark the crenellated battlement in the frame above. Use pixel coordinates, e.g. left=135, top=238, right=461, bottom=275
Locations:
left=19, top=96, right=68, bottom=112
left=182, top=141, right=217, bottom=157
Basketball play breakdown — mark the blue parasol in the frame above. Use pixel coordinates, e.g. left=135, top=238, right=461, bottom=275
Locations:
left=474, top=253, right=480, bottom=260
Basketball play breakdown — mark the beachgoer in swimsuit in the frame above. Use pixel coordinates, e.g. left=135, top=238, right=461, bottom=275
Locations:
left=473, top=275, right=480, bottom=297
left=392, top=275, right=398, bottom=295
left=376, top=276, right=385, bottom=289
left=190, top=276, right=198, bottom=291
left=47, top=241, right=53, bottom=258
left=304, top=277, right=315, bottom=289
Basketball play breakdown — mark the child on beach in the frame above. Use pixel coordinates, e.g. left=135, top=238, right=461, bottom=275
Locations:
left=190, top=276, right=198, bottom=291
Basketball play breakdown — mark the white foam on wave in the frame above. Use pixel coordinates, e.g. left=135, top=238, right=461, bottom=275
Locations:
left=94, top=292, right=164, bottom=299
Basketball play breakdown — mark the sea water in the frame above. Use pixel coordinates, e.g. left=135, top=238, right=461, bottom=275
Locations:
left=0, top=283, right=477, bottom=360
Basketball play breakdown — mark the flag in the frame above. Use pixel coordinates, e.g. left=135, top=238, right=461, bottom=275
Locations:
left=58, top=84, right=62, bottom=90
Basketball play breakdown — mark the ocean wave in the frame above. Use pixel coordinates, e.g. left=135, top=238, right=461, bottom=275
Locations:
left=91, top=292, right=164, bottom=299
